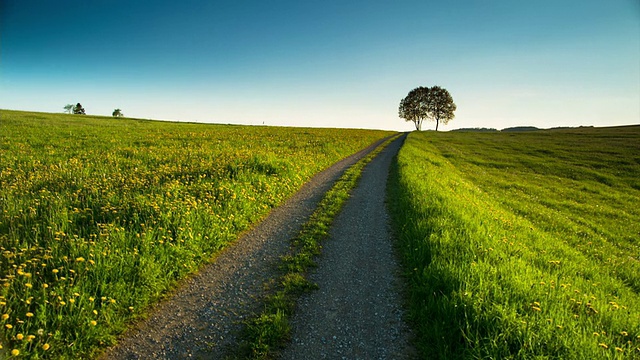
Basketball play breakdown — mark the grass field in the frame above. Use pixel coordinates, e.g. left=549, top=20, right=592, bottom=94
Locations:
left=0, top=110, right=393, bottom=359
left=388, top=126, right=640, bottom=358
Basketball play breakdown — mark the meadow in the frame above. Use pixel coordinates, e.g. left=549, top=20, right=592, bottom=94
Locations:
left=0, top=110, right=393, bottom=359
left=388, top=126, right=640, bottom=358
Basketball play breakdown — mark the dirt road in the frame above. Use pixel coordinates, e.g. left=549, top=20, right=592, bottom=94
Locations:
left=280, top=134, right=416, bottom=359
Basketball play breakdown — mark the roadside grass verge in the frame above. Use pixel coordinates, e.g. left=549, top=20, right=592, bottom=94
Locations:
left=239, top=134, right=402, bottom=359
left=0, top=110, right=393, bottom=359
left=387, top=127, right=640, bottom=359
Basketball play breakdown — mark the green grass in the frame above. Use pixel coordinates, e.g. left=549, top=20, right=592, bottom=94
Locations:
left=239, top=134, right=401, bottom=359
left=388, top=126, right=640, bottom=359
left=0, top=110, right=393, bottom=359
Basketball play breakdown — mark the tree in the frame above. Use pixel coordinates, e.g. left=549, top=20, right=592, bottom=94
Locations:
left=399, top=86, right=456, bottom=131
left=427, top=86, right=457, bottom=131
left=64, top=104, right=74, bottom=114
left=398, top=86, right=429, bottom=131
left=73, top=103, right=86, bottom=115
left=112, top=109, right=123, bottom=117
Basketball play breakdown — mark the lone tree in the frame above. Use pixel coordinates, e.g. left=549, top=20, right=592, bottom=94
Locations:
left=73, top=103, right=86, bottom=115
left=64, top=104, right=74, bottom=114
left=399, top=85, right=456, bottom=131
left=112, top=109, right=123, bottom=117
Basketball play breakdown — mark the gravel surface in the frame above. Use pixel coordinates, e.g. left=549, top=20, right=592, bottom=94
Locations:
left=98, top=138, right=388, bottom=360
left=279, top=134, right=416, bottom=360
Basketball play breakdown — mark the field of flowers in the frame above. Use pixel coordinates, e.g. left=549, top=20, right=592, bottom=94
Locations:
left=388, top=126, right=640, bottom=358
left=0, top=110, right=393, bottom=358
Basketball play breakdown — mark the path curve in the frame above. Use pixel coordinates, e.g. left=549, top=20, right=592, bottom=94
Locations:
left=280, top=134, right=416, bottom=359
left=99, top=137, right=390, bottom=359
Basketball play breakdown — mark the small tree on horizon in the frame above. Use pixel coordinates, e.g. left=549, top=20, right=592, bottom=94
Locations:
left=399, top=86, right=456, bottom=131
left=73, top=103, right=86, bottom=115
left=64, top=104, right=74, bottom=114
left=398, top=86, right=429, bottom=131
left=112, top=109, right=123, bottom=117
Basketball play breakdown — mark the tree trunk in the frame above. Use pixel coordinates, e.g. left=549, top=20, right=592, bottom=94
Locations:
left=435, top=119, right=439, bottom=131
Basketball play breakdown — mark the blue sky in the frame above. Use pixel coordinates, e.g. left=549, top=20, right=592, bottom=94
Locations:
left=1, top=1, right=638, bottom=131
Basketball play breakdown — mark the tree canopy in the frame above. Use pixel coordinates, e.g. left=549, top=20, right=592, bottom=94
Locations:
left=63, top=104, right=74, bottom=114
left=73, top=103, right=86, bottom=115
left=112, top=109, right=123, bottom=117
left=399, top=86, right=456, bottom=131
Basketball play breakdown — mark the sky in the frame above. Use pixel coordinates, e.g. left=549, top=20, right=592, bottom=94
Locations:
left=1, top=0, right=638, bottom=131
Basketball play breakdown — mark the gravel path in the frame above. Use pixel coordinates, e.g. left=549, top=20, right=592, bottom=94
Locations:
left=279, top=134, right=416, bottom=360
left=98, top=138, right=389, bottom=360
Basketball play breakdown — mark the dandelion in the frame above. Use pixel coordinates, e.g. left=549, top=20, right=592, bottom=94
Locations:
left=42, top=343, right=50, bottom=351
left=90, top=320, right=97, bottom=326
left=620, top=331, right=628, bottom=336
left=25, top=283, right=33, bottom=288
left=5, top=324, right=12, bottom=329
left=16, top=334, right=23, bottom=340
left=615, top=347, right=623, bottom=352
left=26, top=335, right=35, bottom=341
left=11, top=349, right=19, bottom=356
left=89, top=297, right=95, bottom=302
left=75, top=257, right=85, bottom=262
left=2, top=314, right=8, bottom=320
left=599, top=343, right=608, bottom=349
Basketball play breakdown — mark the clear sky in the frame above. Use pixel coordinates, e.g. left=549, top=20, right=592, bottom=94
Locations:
left=1, top=0, right=638, bottom=131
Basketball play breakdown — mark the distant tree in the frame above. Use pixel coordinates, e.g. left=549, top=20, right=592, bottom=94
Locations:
left=73, top=103, right=86, bottom=115
left=399, top=85, right=457, bottom=131
left=64, top=104, right=74, bottom=114
left=398, top=86, right=429, bottom=131
left=112, top=109, right=123, bottom=117
left=426, top=86, right=456, bottom=131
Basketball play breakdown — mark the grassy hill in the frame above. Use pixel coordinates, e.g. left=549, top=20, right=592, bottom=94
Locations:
left=0, top=110, right=393, bottom=358
left=388, top=126, right=640, bottom=358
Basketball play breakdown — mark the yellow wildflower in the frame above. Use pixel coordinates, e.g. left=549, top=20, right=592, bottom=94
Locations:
left=2, top=314, right=8, bottom=320
left=599, top=343, right=608, bottom=349
left=42, top=343, right=50, bottom=351
left=11, top=349, right=19, bottom=356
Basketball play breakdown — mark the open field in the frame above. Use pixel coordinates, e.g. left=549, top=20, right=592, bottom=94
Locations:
left=388, top=126, right=640, bottom=358
left=0, top=110, right=393, bottom=358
